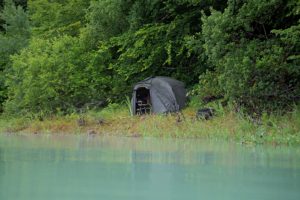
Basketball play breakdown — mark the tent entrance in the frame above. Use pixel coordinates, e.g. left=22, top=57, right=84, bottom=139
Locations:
left=135, top=87, right=152, bottom=115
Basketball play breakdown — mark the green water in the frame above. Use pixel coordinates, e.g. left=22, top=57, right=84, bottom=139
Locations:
left=0, top=134, right=299, bottom=200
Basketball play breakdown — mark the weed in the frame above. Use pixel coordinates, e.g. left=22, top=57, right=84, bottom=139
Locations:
left=0, top=105, right=299, bottom=145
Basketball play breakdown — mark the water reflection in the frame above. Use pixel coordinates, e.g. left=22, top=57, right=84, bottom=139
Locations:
left=0, top=134, right=299, bottom=200
left=0, top=147, right=4, bottom=178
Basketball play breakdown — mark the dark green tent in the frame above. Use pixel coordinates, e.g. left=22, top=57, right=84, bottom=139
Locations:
left=131, top=76, right=186, bottom=115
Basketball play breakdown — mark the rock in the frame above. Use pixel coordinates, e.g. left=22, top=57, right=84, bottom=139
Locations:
left=77, top=117, right=86, bottom=126
left=97, top=118, right=105, bottom=125
left=196, top=108, right=215, bottom=120
left=87, top=130, right=97, bottom=135
left=131, top=132, right=141, bottom=137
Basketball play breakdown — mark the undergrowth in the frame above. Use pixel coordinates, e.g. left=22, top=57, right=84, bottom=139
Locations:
left=0, top=103, right=299, bottom=145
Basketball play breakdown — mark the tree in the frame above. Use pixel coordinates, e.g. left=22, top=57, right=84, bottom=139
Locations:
left=0, top=0, right=30, bottom=112
left=6, top=36, right=90, bottom=114
left=84, top=0, right=227, bottom=97
left=201, top=0, right=300, bottom=113
left=28, top=0, right=90, bottom=37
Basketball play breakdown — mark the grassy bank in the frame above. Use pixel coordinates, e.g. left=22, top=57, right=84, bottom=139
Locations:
left=0, top=103, right=300, bottom=145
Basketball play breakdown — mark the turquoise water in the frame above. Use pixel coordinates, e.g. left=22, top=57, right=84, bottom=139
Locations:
left=0, top=134, right=299, bottom=200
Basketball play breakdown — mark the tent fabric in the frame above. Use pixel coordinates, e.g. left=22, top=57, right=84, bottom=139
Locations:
left=131, top=76, right=186, bottom=114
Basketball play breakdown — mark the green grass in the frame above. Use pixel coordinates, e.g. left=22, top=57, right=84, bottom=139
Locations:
left=0, top=103, right=299, bottom=145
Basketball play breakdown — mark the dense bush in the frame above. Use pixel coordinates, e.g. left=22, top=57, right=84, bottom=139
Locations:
left=5, top=36, right=102, bottom=114
left=28, top=0, right=90, bottom=37
left=201, top=0, right=300, bottom=113
left=0, top=0, right=299, bottom=115
left=0, top=0, right=30, bottom=112
left=85, top=0, right=227, bottom=98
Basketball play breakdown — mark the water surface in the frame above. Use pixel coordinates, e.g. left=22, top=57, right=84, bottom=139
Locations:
left=0, top=134, right=299, bottom=200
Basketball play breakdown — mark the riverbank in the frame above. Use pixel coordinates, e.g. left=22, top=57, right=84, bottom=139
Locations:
left=0, top=104, right=299, bottom=145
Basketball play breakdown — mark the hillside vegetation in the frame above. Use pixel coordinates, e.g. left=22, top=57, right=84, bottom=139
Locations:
left=0, top=0, right=299, bottom=119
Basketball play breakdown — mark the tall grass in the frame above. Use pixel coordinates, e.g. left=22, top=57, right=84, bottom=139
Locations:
left=0, top=103, right=299, bottom=145
left=125, top=96, right=133, bottom=116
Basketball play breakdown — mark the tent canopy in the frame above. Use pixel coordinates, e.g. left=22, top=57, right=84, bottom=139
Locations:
left=131, top=76, right=186, bottom=115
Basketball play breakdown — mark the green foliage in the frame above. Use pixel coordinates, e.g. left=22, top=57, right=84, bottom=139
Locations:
left=110, top=21, right=204, bottom=86
left=95, top=0, right=227, bottom=93
left=2, top=0, right=299, bottom=117
left=83, top=0, right=130, bottom=42
left=0, top=0, right=29, bottom=63
left=5, top=36, right=106, bottom=115
left=78, top=0, right=228, bottom=104
left=0, top=0, right=30, bottom=112
left=201, top=0, right=300, bottom=114
left=125, top=96, right=133, bottom=116
left=28, top=0, right=90, bottom=37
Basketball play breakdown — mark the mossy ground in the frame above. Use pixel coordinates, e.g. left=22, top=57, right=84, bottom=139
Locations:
left=0, top=103, right=299, bottom=145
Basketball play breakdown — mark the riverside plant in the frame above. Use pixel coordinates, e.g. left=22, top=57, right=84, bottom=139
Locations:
left=0, top=103, right=299, bottom=145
